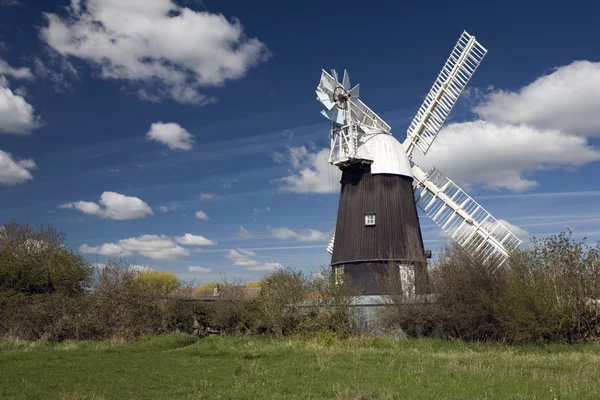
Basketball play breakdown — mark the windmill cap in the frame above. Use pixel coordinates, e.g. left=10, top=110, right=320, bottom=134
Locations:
left=359, top=132, right=412, bottom=178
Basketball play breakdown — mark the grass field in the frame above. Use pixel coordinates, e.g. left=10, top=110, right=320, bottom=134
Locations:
left=1, top=334, right=599, bottom=400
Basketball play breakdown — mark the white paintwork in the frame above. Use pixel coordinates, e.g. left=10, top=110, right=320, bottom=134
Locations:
left=316, top=70, right=391, bottom=167
left=412, top=164, right=522, bottom=271
left=359, top=132, right=412, bottom=177
left=403, top=31, right=487, bottom=157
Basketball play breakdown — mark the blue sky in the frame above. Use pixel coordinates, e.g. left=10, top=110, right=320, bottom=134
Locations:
left=1, top=0, right=599, bottom=284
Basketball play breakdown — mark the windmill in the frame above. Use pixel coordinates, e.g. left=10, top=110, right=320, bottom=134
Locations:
left=317, top=31, right=522, bottom=295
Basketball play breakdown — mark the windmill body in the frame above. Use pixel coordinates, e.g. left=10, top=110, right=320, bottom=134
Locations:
left=331, top=133, right=427, bottom=295
left=317, top=32, right=522, bottom=296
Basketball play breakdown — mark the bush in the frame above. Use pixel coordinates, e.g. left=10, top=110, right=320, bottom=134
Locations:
left=377, top=231, right=600, bottom=343
left=0, top=258, right=195, bottom=341
left=188, top=268, right=360, bottom=337
left=492, top=232, right=600, bottom=343
left=256, top=268, right=310, bottom=335
left=376, top=245, right=505, bottom=340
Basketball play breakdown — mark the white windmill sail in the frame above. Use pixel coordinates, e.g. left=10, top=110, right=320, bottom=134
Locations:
left=411, top=165, right=522, bottom=270
left=403, top=31, right=487, bottom=157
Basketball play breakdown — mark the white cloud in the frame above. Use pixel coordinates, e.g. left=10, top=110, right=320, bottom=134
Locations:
left=225, top=248, right=281, bottom=271
left=195, top=211, right=209, bottom=220
left=0, top=150, right=36, bottom=185
left=62, top=191, right=153, bottom=220
left=159, top=203, right=183, bottom=213
left=79, top=243, right=131, bottom=257
left=81, top=234, right=190, bottom=260
left=40, top=0, right=270, bottom=104
left=412, top=121, right=600, bottom=192
left=188, top=266, right=212, bottom=273
left=277, top=146, right=341, bottom=194
left=0, top=59, right=42, bottom=135
left=0, top=58, right=33, bottom=80
left=268, top=226, right=329, bottom=242
left=474, top=61, right=600, bottom=136
left=199, top=193, right=215, bottom=200
left=175, top=233, right=216, bottom=246
left=146, top=122, right=194, bottom=150
left=0, top=0, right=21, bottom=5
left=237, top=226, right=253, bottom=239
left=93, top=263, right=153, bottom=273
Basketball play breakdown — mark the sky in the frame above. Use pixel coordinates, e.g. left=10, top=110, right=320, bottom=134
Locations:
left=1, top=0, right=600, bottom=284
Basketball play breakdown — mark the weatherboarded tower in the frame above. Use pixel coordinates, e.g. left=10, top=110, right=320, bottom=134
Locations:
left=330, top=133, right=427, bottom=295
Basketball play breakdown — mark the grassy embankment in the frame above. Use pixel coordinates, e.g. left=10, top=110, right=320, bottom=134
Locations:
left=1, top=334, right=599, bottom=399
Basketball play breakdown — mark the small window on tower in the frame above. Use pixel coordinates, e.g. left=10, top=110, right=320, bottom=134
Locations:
left=365, top=213, right=376, bottom=226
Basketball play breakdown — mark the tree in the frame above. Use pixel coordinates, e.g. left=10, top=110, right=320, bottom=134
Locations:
left=132, top=270, right=180, bottom=295
left=0, top=220, right=92, bottom=295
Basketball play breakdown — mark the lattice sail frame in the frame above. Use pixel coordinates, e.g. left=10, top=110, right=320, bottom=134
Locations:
left=412, top=165, right=522, bottom=270
left=403, top=31, right=487, bottom=157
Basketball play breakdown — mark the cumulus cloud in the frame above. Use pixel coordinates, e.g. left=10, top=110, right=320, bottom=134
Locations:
left=188, top=266, right=212, bottom=273
left=413, top=121, right=600, bottom=192
left=0, top=150, right=36, bottom=185
left=0, top=59, right=42, bottom=135
left=237, top=226, right=253, bottom=239
left=92, top=263, right=153, bottom=272
left=474, top=61, right=600, bottom=136
left=61, top=191, right=153, bottom=220
left=79, top=243, right=130, bottom=257
left=268, top=226, right=329, bottom=242
left=174, top=233, right=216, bottom=246
left=225, top=248, right=281, bottom=271
left=80, top=234, right=190, bottom=260
left=410, top=60, right=600, bottom=193
left=40, top=0, right=271, bottom=104
left=146, top=122, right=194, bottom=150
left=195, top=211, right=209, bottom=220
left=199, top=193, right=215, bottom=200
left=277, top=146, right=341, bottom=193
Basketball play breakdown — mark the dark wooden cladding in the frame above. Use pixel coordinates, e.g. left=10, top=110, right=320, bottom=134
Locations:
left=338, top=262, right=429, bottom=296
left=331, top=164, right=426, bottom=265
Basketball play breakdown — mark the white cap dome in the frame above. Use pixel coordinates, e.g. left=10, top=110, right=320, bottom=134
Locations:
left=358, top=132, right=412, bottom=178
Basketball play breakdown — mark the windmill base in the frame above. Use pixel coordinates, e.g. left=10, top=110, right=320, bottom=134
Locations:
left=331, top=261, right=429, bottom=296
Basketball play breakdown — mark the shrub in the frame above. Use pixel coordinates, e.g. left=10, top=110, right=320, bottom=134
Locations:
left=492, top=231, right=600, bottom=343
left=377, top=231, right=600, bottom=343
left=256, top=268, right=310, bottom=335
left=376, top=245, right=505, bottom=340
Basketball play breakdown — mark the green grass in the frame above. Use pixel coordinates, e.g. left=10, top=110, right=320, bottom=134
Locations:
left=1, top=334, right=599, bottom=399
